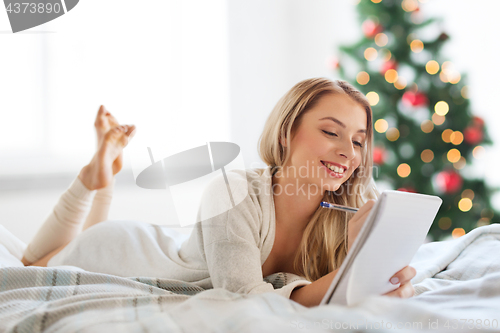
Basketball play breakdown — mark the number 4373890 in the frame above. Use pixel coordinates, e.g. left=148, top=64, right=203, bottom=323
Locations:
left=6, top=2, right=62, bottom=14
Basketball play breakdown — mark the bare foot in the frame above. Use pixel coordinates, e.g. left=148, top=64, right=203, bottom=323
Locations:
left=78, top=124, right=136, bottom=191
left=94, top=105, right=123, bottom=175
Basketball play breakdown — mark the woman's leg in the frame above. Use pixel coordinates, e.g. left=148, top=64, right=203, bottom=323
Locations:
left=21, top=172, right=96, bottom=266
left=25, top=178, right=116, bottom=267
left=22, top=106, right=136, bottom=266
left=82, top=178, right=116, bottom=232
left=82, top=106, right=121, bottom=232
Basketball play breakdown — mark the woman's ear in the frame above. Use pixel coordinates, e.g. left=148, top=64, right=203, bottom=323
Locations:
left=280, top=135, right=287, bottom=147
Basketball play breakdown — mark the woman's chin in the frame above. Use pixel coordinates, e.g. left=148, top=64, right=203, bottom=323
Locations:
left=323, top=183, right=341, bottom=193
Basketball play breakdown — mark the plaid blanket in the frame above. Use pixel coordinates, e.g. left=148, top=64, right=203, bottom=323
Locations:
left=1, top=224, right=500, bottom=333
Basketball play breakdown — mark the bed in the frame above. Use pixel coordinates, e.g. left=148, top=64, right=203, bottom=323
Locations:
left=1, top=223, right=499, bottom=333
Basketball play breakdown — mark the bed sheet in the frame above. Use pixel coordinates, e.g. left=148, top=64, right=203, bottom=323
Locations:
left=1, top=223, right=499, bottom=333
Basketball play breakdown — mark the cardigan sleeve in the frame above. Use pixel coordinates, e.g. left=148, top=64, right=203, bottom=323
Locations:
left=197, top=170, right=311, bottom=299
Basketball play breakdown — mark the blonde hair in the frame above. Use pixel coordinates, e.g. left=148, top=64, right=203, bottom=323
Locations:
left=258, top=77, right=380, bottom=282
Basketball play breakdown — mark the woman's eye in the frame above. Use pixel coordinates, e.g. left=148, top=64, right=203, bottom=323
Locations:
left=323, top=131, right=363, bottom=148
left=323, top=130, right=338, bottom=137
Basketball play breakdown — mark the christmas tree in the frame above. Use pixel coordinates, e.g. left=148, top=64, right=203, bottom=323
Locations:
left=332, top=0, right=499, bottom=241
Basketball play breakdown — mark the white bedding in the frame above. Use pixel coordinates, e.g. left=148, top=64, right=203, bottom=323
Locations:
left=1, top=223, right=499, bottom=333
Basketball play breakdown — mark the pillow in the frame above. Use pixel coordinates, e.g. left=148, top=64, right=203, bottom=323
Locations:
left=0, top=224, right=27, bottom=266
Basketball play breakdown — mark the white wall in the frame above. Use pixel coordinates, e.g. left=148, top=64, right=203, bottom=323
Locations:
left=227, top=0, right=361, bottom=169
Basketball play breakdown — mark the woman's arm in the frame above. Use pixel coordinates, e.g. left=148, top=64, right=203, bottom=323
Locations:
left=290, top=199, right=417, bottom=307
left=289, top=267, right=340, bottom=307
left=290, top=265, right=416, bottom=307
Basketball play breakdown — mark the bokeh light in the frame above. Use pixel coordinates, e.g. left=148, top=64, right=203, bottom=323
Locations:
left=452, top=228, right=466, bottom=239
left=481, top=208, right=494, bottom=219
left=399, top=142, right=414, bottom=158
left=366, top=91, right=380, bottom=105
left=374, top=119, right=389, bottom=133
left=397, top=163, right=411, bottom=177
left=380, top=49, right=392, bottom=61
left=386, top=128, right=400, bottom=141
left=425, top=60, right=439, bottom=75
left=450, top=131, right=464, bottom=145
left=364, top=47, right=378, bottom=61
left=473, top=145, right=485, bottom=159
left=439, top=71, right=449, bottom=83
left=406, top=33, right=417, bottom=45
left=432, top=113, right=445, bottom=125
left=410, top=39, right=424, bottom=53
left=357, top=71, right=370, bottom=85
left=435, top=101, right=449, bottom=116
left=375, top=33, right=388, bottom=47
left=477, top=218, right=490, bottom=228
left=438, top=217, right=451, bottom=230
left=461, top=86, right=469, bottom=99
left=410, top=11, right=424, bottom=24
left=402, top=0, right=419, bottom=12
left=385, top=69, right=398, bottom=83
left=462, top=189, right=475, bottom=200
left=458, top=198, right=473, bottom=212
left=453, top=156, right=466, bottom=170
left=439, top=61, right=462, bottom=84
left=449, top=72, right=461, bottom=84
left=441, top=129, right=453, bottom=143
left=441, top=61, right=453, bottom=73
left=394, top=77, right=407, bottom=90
left=421, top=149, right=434, bottom=163
left=447, top=148, right=461, bottom=163
left=420, top=120, right=434, bottom=133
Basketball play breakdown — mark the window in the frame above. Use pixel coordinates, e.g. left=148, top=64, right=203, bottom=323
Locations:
left=0, top=0, right=230, bottom=178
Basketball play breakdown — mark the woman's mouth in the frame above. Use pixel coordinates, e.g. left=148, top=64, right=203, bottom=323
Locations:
left=321, top=161, right=345, bottom=179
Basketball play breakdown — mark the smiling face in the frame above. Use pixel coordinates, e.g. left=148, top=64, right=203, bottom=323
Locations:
left=282, top=93, right=368, bottom=192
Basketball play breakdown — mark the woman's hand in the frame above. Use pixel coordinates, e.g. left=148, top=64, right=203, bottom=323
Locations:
left=347, top=199, right=376, bottom=253
left=346, top=200, right=417, bottom=300
left=383, top=265, right=417, bottom=299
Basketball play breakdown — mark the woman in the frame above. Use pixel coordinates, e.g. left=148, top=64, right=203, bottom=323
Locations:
left=21, top=78, right=416, bottom=308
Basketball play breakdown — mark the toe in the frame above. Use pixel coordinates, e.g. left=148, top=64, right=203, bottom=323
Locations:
left=95, top=106, right=108, bottom=127
left=99, top=105, right=106, bottom=114
left=108, top=126, right=123, bottom=138
left=118, top=125, right=135, bottom=146
left=125, top=125, right=136, bottom=137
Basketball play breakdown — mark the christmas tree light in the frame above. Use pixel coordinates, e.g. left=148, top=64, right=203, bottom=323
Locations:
left=333, top=0, right=499, bottom=240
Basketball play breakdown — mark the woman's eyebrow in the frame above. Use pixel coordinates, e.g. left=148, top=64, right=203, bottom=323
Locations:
left=319, top=116, right=367, bottom=134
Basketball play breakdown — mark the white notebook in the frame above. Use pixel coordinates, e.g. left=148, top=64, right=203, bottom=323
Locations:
left=320, top=190, right=443, bottom=306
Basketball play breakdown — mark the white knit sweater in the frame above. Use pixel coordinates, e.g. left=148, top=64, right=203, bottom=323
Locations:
left=48, top=166, right=312, bottom=299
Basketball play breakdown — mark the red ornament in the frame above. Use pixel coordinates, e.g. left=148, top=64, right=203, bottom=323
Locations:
left=402, top=91, right=428, bottom=107
left=464, top=126, right=483, bottom=145
left=327, top=56, right=340, bottom=70
left=373, top=146, right=387, bottom=165
left=380, top=60, right=398, bottom=75
left=472, top=116, right=484, bottom=127
left=362, top=20, right=383, bottom=39
left=435, top=170, right=463, bottom=194
left=438, top=32, right=449, bottom=41
left=397, top=187, right=417, bottom=193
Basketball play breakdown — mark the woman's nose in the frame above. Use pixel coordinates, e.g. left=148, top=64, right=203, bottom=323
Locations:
left=337, top=139, right=356, bottom=160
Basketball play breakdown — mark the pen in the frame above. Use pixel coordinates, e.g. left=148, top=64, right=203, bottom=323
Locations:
left=320, top=201, right=359, bottom=213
